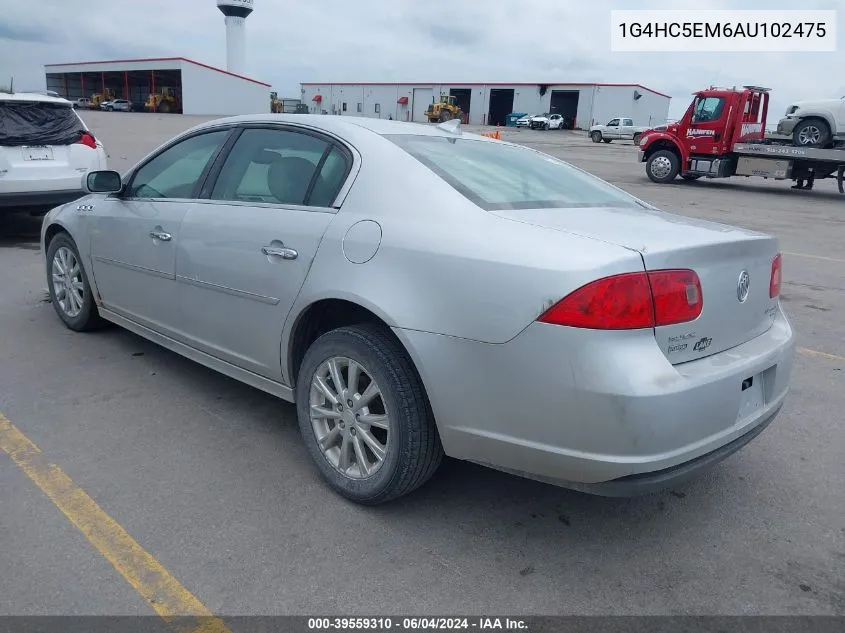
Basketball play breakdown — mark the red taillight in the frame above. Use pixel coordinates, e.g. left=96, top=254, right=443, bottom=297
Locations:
left=77, top=132, right=97, bottom=149
left=648, top=269, right=703, bottom=326
left=770, top=253, right=782, bottom=298
left=538, top=269, right=703, bottom=330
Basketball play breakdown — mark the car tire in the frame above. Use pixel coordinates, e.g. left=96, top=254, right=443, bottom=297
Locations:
left=296, top=323, right=444, bottom=505
left=681, top=174, right=702, bottom=181
left=646, top=149, right=680, bottom=183
left=792, top=118, right=831, bottom=148
left=633, top=133, right=642, bottom=145
left=591, top=131, right=602, bottom=143
left=603, top=138, right=612, bottom=143
left=45, top=233, right=105, bottom=332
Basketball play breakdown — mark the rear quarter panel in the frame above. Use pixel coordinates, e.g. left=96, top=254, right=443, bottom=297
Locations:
left=284, top=136, right=646, bottom=380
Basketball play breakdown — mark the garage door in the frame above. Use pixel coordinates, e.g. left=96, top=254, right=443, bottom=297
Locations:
left=412, top=88, right=433, bottom=123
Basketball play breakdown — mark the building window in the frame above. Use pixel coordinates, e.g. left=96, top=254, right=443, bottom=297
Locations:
left=342, top=102, right=347, bottom=112
left=357, top=102, right=362, bottom=113
left=374, top=103, right=380, bottom=114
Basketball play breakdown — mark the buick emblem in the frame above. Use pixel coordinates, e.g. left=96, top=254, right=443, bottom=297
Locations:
left=737, top=270, right=750, bottom=303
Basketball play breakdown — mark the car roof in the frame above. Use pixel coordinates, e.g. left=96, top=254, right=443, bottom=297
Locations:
left=187, top=113, right=495, bottom=142
left=0, top=91, right=73, bottom=106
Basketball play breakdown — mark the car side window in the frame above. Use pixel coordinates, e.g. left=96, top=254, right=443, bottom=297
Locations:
left=126, top=130, right=230, bottom=199
left=210, top=127, right=347, bottom=207
left=622, top=118, right=633, bottom=126
left=308, top=146, right=351, bottom=207
left=607, top=118, right=620, bottom=126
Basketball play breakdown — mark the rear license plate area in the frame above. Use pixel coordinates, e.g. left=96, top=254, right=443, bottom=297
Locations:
left=22, top=146, right=53, bottom=161
left=737, top=369, right=769, bottom=421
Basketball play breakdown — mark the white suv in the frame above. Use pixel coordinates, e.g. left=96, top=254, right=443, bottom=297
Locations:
left=1, top=92, right=107, bottom=215
left=776, top=97, right=845, bottom=147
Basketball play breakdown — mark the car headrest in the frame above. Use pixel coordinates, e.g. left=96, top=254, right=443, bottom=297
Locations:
left=267, top=156, right=316, bottom=204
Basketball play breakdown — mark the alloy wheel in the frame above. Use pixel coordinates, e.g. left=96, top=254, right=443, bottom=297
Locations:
left=51, top=246, right=85, bottom=318
left=309, top=356, right=390, bottom=479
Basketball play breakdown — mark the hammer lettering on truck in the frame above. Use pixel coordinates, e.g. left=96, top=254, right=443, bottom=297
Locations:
left=740, top=122, right=763, bottom=138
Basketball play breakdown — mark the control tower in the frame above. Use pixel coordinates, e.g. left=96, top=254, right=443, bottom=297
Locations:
left=216, top=0, right=254, bottom=75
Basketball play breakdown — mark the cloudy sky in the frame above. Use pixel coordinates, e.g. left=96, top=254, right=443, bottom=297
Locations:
left=1, top=0, right=842, bottom=120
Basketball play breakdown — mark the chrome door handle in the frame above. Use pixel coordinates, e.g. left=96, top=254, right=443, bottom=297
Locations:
left=262, top=245, right=298, bottom=260
left=149, top=230, right=172, bottom=241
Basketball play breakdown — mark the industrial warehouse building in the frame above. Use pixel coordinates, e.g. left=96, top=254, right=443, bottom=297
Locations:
left=301, top=82, right=671, bottom=128
left=44, top=57, right=271, bottom=116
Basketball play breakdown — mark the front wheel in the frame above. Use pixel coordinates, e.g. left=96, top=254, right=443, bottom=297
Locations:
left=602, top=138, right=612, bottom=143
left=793, top=118, right=831, bottom=148
left=633, top=133, right=642, bottom=145
left=296, top=324, right=443, bottom=505
left=45, top=233, right=105, bottom=331
left=646, top=149, right=680, bottom=183
left=591, top=131, right=602, bottom=143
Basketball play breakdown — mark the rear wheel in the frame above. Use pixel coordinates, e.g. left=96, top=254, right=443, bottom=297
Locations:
left=296, top=324, right=443, bottom=505
left=603, top=138, right=612, bottom=143
left=681, top=174, right=702, bottom=181
left=646, top=149, right=680, bottom=183
left=793, top=118, right=831, bottom=148
left=591, top=131, right=602, bottom=143
left=45, top=233, right=105, bottom=332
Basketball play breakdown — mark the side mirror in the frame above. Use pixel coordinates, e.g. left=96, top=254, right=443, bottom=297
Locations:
left=84, top=170, right=122, bottom=194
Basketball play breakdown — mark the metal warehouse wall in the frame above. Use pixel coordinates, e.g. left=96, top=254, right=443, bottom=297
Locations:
left=304, top=84, right=552, bottom=125
left=180, top=64, right=269, bottom=116
left=301, top=83, right=669, bottom=129
left=588, top=86, right=670, bottom=128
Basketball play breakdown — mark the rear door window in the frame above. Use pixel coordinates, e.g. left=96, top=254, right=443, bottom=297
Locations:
left=210, top=128, right=350, bottom=207
left=0, top=101, right=86, bottom=146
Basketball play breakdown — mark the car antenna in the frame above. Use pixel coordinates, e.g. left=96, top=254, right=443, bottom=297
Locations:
left=436, top=118, right=462, bottom=135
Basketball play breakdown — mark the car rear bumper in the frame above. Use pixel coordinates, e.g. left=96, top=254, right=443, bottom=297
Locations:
left=0, top=189, right=85, bottom=211
left=395, top=305, right=795, bottom=496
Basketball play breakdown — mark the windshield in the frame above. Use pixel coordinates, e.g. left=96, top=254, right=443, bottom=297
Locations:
left=0, top=101, right=86, bottom=146
left=386, top=134, right=645, bottom=211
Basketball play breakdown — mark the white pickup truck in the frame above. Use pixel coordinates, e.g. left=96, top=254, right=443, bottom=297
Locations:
left=589, top=117, right=648, bottom=144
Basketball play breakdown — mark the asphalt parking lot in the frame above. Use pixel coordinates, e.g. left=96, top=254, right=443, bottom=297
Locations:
left=1, top=111, right=843, bottom=618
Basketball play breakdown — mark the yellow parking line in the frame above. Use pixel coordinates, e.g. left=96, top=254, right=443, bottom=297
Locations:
left=797, top=347, right=845, bottom=363
left=0, top=413, right=231, bottom=633
left=783, top=251, right=845, bottom=264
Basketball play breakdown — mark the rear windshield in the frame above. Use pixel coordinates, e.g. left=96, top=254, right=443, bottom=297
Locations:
left=385, top=134, right=644, bottom=211
left=0, top=101, right=86, bottom=147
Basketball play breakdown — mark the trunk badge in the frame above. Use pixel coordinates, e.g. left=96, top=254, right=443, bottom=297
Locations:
left=737, top=270, right=750, bottom=303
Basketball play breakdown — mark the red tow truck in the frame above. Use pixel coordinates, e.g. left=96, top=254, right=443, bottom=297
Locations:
left=638, top=85, right=845, bottom=193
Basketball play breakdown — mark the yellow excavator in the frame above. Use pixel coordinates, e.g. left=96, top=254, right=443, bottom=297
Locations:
left=270, top=91, right=283, bottom=113
left=90, top=89, right=116, bottom=109
left=425, top=94, right=462, bottom=123
left=145, top=87, right=181, bottom=114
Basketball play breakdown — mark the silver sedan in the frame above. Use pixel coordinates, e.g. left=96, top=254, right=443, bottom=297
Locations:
left=40, top=114, right=796, bottom=504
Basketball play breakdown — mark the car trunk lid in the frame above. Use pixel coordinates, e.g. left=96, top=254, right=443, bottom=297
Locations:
left=493, top=205, right=780, bottom=363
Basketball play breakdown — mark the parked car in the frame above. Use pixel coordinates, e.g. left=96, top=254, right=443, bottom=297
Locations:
left=0, top=92, right=107, bottom=215
left=589, top=117, right=649, bottom=144
left=105, top=99, right=133, bottom=112
left=529, top=113, right=568, bottom=130
left=74, top=98, right=91, bottom=110
left=515, top=114, right=533, bottom=128
left=40, top=115, right=795, bottom=504
left=776, top=97, right=845, bottom=147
